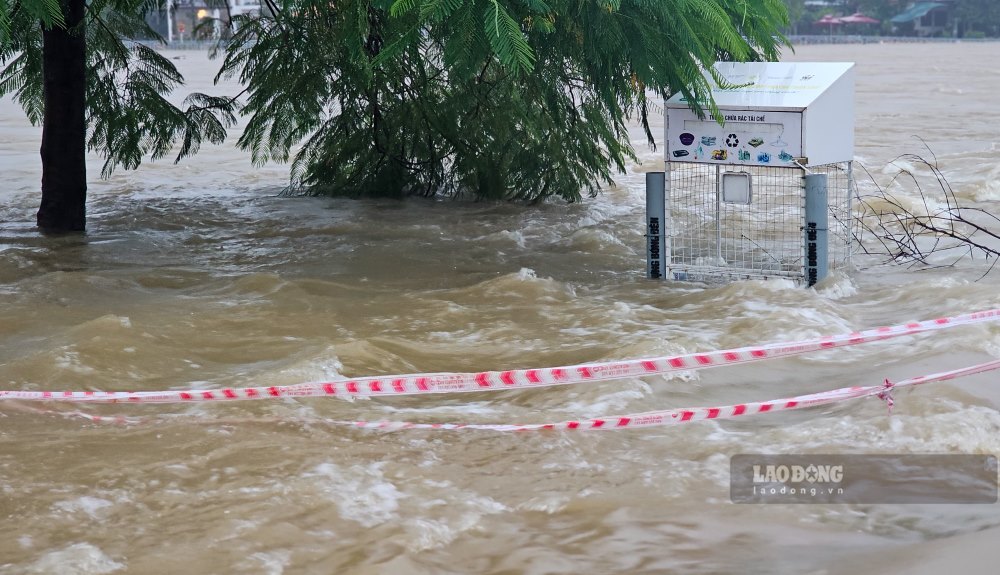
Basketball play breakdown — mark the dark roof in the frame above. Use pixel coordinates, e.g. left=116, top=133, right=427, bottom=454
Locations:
left=890, top=2, right=948, bottom=24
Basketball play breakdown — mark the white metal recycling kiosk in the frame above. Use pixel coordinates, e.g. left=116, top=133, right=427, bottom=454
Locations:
left=664, top=62, right=855, bottom=168
left=647, top=61, right=856, bottom=286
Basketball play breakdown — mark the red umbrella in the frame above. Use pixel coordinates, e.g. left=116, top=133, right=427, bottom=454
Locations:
left=840, top=12, right=880, bottom=24
left=814, top=14, right=843, bottom=36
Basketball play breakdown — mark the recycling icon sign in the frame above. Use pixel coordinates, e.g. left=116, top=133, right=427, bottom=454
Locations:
left=726, top=133, right=739, bottom=147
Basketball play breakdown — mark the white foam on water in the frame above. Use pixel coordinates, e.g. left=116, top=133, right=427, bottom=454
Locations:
left=610, top=301, right=633, bottom=317
left=248, top=550, right=291, bottom=575
left=751, top=401, right=1000, bottom=455
left=404, top=518, right=467, bottom=552
left=562, top=385, right=650, bottom=417
left=54, top=349, right=96, bottom=375
left=935, top=86, right=964, bottom=95
left=227, top=518, right=263, bottom=537
left=53, top=496, right=115, bottom=520
left=162, top=463, right=193, bottom=476
left=496, top=229, right=527, bottom=248
left=970, top=165, right=1000, bottom=202
left=295, top=465, right=510, bottom=552
left=403, top=482, right=508, bottom=552
left=273, top=346, right=345, bottom=383
left=304, top=462, right=405, bottom=528
left=566, top=228, right=630, bottom=255
left=817, top=273, right=859, bottom=300
left=558, top=327, right=599, bottom=337
left=516, top=494, right=573, bottom=514
left=971, top=178, right=1000, bottom=202
left=404, top=497, right=508, bottom=552
left=515, top=267, right=537, bottom=281
left=24, top=543, right=124, bottom=574
left=380, top=401, right=500, bottom=416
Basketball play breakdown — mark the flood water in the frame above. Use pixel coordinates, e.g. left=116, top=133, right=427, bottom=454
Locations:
left=1, top=42, right=999, bottom=574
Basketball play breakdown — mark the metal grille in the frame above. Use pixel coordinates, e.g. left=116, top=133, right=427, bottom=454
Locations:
left=665, top=161, right=854, bottom=284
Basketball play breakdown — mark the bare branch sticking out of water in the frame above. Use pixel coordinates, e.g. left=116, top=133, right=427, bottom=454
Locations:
left=853, top=151, right=1000, bottom=281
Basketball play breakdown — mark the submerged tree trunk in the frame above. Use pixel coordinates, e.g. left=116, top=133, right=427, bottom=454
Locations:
left=37, top=0, right=87, bottom=233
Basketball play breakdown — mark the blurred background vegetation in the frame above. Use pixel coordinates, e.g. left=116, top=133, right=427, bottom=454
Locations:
left=782, top=1, right=1000, bottom=38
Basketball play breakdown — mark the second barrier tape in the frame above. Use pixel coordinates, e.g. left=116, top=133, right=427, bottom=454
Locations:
left=330, top=358, right=1000, bottom=431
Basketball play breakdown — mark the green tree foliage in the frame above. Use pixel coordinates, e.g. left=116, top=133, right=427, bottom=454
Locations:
left=955, top=0, right=1000, bottom=36
left=848, top=1, right=898, bottom=20
left=1, top=0, right=64, bottom=43
left=1, top=0, right=237, bottom=231
left=220, top=0, right=789, bottom=201
left=781, top=1, right=905, bottom=35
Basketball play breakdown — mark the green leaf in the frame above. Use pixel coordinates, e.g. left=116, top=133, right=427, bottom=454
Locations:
left=419, top=0, right=465, bottom=21
left=482, top=0, right=534, bottom=73
left=389, top=0, right=420, bottom=17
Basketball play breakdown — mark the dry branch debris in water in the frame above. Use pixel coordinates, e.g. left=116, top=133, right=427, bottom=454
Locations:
left=853, top=151, right=1000, bottom=280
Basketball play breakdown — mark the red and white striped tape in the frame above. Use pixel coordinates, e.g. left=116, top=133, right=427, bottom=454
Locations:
left=329, top=358, right=1000, bottom=431
left=44, top=359, right=1000, bottom=430
left=1, top=308, right=999, bottom=404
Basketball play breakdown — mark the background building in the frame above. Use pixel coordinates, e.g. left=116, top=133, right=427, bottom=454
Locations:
left=890, top=2, right=955, bottom=36
left=147, top=1, right=263, bottom=43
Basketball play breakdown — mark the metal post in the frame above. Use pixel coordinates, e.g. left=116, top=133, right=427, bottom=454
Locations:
left=645, top=172, right=666, bottom=279
left=166, top=2, right=173, bottom=44
left=804, top=173, right=829, bottom=287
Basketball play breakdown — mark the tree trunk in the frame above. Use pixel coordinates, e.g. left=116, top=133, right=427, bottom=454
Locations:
left=37, top=0, right=87, bottom=233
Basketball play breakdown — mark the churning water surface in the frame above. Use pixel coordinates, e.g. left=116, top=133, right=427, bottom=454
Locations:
left=1, top=43, right=999, bottom=574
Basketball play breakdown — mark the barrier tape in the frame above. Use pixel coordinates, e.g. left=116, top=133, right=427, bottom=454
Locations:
left=38, top=359, right=1000, bottom=430
left=330, top=358, right=1000, bottom=430
left=1, top=308, right=999, bottom=404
